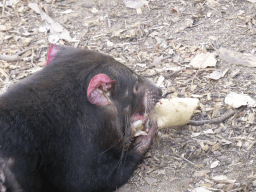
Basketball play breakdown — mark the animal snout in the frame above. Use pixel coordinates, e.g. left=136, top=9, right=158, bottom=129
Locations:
left=157, top=87, right=162, bottom=98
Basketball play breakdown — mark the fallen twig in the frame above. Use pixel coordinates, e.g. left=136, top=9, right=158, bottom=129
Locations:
left=174, top=153, right=200, bottom=168
left=0, top=49, right=30, bottom=62
left=2, top=0, right=6, bottom=17
left=228, top=188, right=243, bottom=192
left=189, top=110, right=236, bottom=126
left=0, top=68, right=8, bottom=79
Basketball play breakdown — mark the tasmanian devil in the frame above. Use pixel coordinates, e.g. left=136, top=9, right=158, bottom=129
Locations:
left=0, top=45, right=162, bottom=192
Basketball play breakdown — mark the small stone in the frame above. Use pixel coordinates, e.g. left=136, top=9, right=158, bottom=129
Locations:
left=217, top=156, right=229, bottom=162
left=144, top=177, right=157, bottom=185
left=212, top=151, right=221, bottom=156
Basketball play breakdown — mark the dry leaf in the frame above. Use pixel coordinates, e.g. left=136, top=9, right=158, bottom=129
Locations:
left=191, top=84, right=197, bottom=91
left=136, top=8, right=142, bottom=14
left=0, top=25, right=7, bottom=31
left=212, top=175, right=236, bottom=183
left=28, top=3, right=72, bottom=43
left=210, top=160, right=219, bottom=168
left=186, top=18, right=194, bottom=27
left=248, top=113, right=255, bottom=122
left=206, top=0, right=220, bottom=6
left=236, top=140, right=242, bottom=147
left=123, top=0, right=147, bottom=9
left=229, top=69, right=240, bottom=78
left=60, top=9, right=74, bottom=14
left=206, top=70, right=222, bottom=80
left=190, top=52, right=217, bottom=69
left=219, top=47, right=256, bottom=68
left=156, top=76, right=165, bottom=87
left=225, top=92, right=256, bottom=108
left=211, top=143, right=221, bottom=151
left=191, top=132, right=201, bottom=137
left=247, top=0, right=256, bottom=3
left=193, top=170, right=211, bottom=177
left=91, top=7, right=98, bottom=14
left=203, top=129, right=214, bottom=134
left=212, top=103, right=220, bottom=118
left=208, top=36, right=217, bottom=40
left=207, top=68, right=228, bottom=80
left=152, top=56, right=163, bottom=66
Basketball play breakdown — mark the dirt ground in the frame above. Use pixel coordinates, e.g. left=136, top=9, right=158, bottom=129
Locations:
left=1, top=0, right=256, bottom=191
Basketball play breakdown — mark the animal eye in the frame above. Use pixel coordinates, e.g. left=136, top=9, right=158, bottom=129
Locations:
left=133, top=82, right=139, bottom=93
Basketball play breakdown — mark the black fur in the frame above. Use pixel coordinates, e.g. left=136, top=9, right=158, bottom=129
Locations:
left=0, top=46, right=161, bottom=192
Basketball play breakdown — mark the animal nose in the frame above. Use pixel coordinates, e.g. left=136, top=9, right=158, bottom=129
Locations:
left=157, top=87, right=162, bottom=97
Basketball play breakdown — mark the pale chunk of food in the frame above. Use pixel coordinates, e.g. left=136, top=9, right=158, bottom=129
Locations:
left=150, top=98, right=199, bottom=128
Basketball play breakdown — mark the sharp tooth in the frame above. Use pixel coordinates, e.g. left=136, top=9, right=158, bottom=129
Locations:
left=106, top=91, right=111, bottom=96
left=134, top=130, right=147, bottom=137
left=132, top=120, right=144, bottom=129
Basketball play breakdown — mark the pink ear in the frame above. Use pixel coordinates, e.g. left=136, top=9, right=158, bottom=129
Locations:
left=46, top=44, right=61, bottom=65
left=87, top=74, right=116, bottom=106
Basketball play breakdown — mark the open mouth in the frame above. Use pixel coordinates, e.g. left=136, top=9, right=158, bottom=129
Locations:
left=130, top=90, right=159, bottom=137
